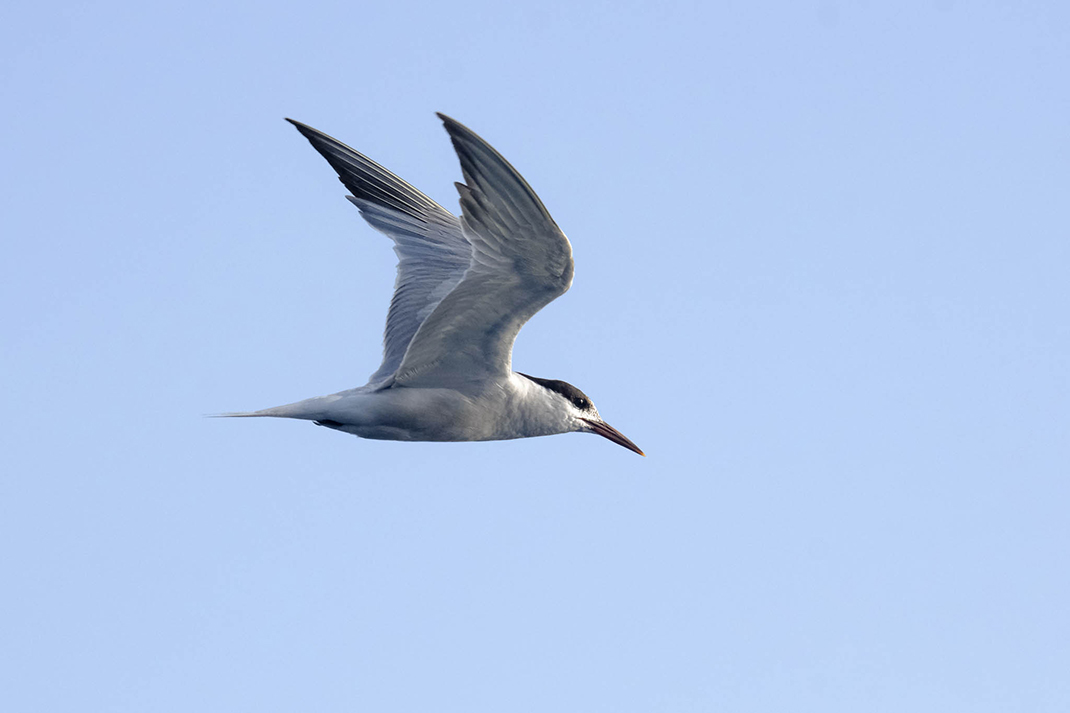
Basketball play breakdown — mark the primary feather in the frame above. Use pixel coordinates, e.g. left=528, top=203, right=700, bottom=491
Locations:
left=286, top=118, right=472, bottom=388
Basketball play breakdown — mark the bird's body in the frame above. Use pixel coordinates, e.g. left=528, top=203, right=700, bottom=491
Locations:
left=242, top=373, right=572, bottom=443
left=225, top=114, right=642, bottom=456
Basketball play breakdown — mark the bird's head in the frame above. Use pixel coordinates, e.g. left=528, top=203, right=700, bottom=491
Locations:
left=519, top=373, right=644, bottom=456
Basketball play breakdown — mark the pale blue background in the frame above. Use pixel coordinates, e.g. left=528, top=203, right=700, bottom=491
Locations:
left=2, top=1, right=1068, bottom=711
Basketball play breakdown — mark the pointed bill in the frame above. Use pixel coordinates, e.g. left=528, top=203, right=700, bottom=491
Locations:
left=581, top=418, right=645, bottom=456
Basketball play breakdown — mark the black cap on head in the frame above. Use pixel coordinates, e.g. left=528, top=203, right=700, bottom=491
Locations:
left=518, top=373, right=593, bottom=411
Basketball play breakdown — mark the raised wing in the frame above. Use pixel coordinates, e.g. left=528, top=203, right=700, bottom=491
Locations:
left=392, top=114, right=574, bottom=388
left=286, top=119, right=471, bottom=387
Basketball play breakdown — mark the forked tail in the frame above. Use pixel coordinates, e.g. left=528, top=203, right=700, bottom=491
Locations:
left=207, top=397, right=329, bottom=421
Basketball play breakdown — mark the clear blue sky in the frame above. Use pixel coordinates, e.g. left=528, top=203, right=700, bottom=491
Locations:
left=2, top=1, right=1068, bottom=710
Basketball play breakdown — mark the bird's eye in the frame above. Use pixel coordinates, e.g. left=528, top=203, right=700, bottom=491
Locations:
left=573, top=397, right=590, bottom=410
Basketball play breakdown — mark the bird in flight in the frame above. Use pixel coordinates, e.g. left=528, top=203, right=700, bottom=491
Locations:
left=224, top=114, right=643, bottom=456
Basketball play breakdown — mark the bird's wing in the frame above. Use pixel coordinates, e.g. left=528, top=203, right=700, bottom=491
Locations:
left=392, top=114, right=574, bottom=388
left=287, top=119, right=472, bottom=388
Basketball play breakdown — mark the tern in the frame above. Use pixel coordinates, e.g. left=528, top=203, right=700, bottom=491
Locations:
left=224, top=114, right=643, bottom=456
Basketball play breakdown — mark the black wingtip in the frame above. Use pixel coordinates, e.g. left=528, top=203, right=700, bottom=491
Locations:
left=285, top=117, right=316, bottom=136
left=436, top=113, right=470, bottom=137
left=285, top=118, right=338, bottom=154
